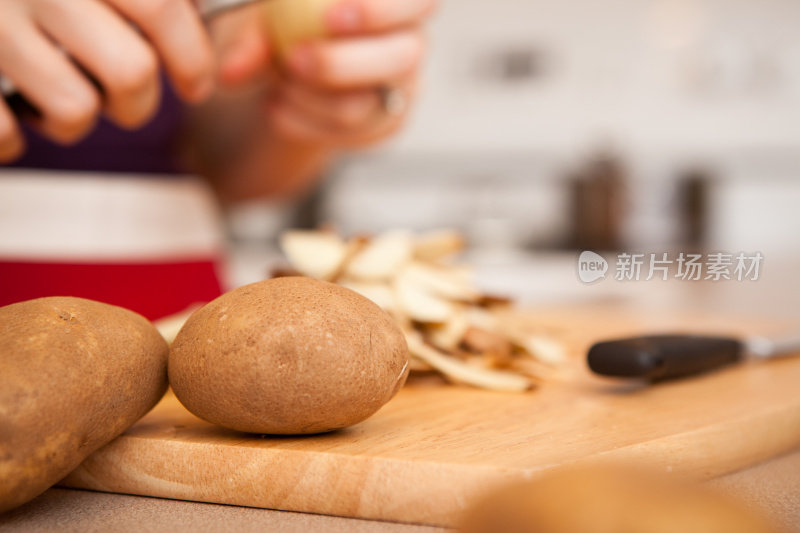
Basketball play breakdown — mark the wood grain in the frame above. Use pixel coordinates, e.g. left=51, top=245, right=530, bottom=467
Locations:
left=62, top=306, right=800, bottom=527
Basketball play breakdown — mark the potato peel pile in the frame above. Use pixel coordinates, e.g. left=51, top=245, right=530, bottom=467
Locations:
left=278, top=229, right=566, bottom=392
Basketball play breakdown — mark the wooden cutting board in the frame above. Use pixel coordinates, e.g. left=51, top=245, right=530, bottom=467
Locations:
left=62, top=306, right=800, bottom=527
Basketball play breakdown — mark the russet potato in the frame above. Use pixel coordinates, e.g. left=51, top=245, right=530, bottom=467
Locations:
left=169, top=277, right=409, bottom=435
left=0, top=297, right=168, bottom=513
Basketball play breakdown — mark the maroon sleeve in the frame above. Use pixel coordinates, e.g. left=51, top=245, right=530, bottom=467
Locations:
left=3, top=76, right=186, bottom=175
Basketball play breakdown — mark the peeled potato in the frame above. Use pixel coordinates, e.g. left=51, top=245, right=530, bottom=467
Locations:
left=169, top=277, right=409, bottom=435
left=0, top=297, right=168, bottom=513
left=459, top=466, right=781, bottom=533
left=266, top=0, right=338, bottom=58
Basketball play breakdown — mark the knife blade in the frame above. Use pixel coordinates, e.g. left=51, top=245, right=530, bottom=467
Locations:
left=197, top=0, right=265, bottom=17
left=587, top=332, right=800, bottom=381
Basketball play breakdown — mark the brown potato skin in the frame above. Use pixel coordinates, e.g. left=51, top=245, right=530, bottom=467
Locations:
left=0, top=297, right=168, bottom=513
left=169, top=277, right=409, bottom=435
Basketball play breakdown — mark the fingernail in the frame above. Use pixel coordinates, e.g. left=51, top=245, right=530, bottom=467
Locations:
left=190, top=76, right=215, bottom=103
left=219, top=48, right=251, bottom=86
left=326, top=1, right=363, bottom=33
left=0, top=135, right=24, bottom=162
left=288, top=45, right=316, bottom=77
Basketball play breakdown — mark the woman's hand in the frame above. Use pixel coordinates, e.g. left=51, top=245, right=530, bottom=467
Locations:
left=187, top=0, right=436, bottom=203
left=272, top=0, right=434, bottom=147
left=214, top=0, right=436, bottom=149
left=0, top=0, right=216, bottom=162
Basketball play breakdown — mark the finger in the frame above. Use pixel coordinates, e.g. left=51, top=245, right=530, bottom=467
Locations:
left=268, top=97, right=339, bottom=145
left=105, top=0, right=215, bottom=102
left=208, top=5, right=270, bottom=87
left=325, top=0, right=437, bottom=35
left=35, top=0, right=160, bottom=129
left=287, top=31, right=424, bottom=90
left=0, top=17, right=100, bottom=143
left=268, top=91, right=405, bottom=147
left=277, top=81, right=380, bottom=129
left=0, top=99, right=25, bottom=163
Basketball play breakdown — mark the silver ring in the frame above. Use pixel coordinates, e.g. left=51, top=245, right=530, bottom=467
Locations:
left=378, top=86, right=406, bottom=116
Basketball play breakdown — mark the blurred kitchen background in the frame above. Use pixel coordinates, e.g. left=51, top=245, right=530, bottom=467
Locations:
left=227, top=0, right=800, bottom=315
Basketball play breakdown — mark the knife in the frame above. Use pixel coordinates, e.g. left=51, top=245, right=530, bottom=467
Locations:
left=587, top=332, right=800, bottom=381
left=0, top=0, right=263, bottom=114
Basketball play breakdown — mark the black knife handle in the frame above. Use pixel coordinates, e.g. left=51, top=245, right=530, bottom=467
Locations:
left=587, top=335, right=744, bottom=381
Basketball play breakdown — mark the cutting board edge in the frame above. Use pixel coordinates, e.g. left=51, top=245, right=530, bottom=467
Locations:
left=61, top=397, right=800, bottom=528
left=571, top=399, right=800, bottom=480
